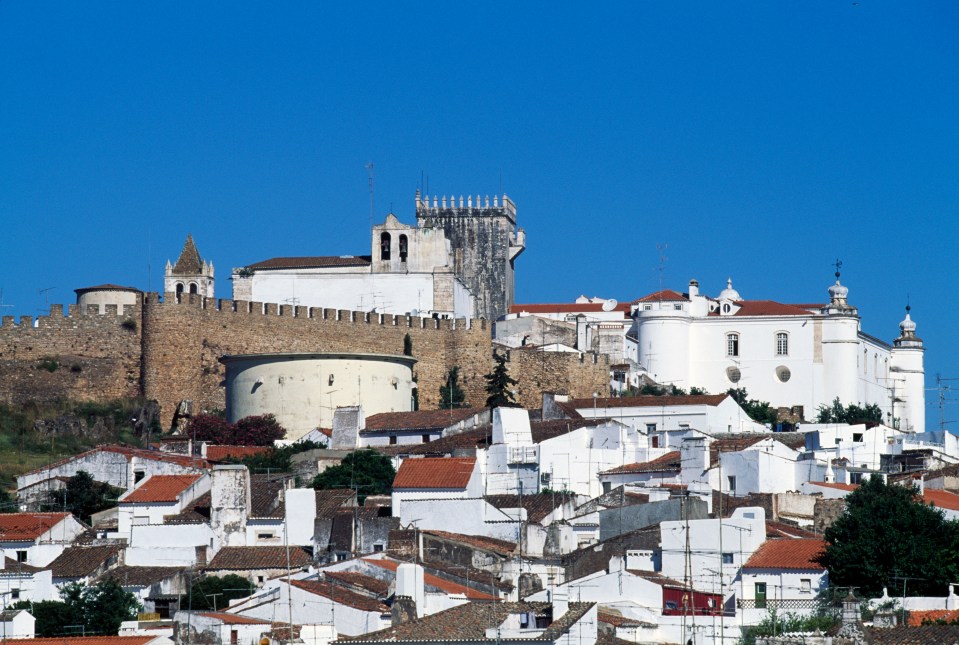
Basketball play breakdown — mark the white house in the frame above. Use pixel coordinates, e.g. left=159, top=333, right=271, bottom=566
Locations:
left=391, top=457, right=482, bottom=518
left=0, top=558, right=54, bottom=605
left=739, top=538, right=829, bottom=625
left=627, top=275, right=925, bottom=432
left=0, top=512, right=86, bottom=567
left=0, top=609, right=35, bottom=639
left=174, top=611, right=271, bottom=645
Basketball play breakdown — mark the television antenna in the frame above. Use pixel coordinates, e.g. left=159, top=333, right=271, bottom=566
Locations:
left=366, top=162, right=375, bottom=230
left=656, top=243, right=668, bottom=298
left=0, top=289, right=14, bottom=314
left=38, top=287, right=55, bottom=315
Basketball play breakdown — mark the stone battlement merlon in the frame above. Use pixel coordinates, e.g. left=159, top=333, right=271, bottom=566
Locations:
left=0, top=301, right=140, bottom=330
left=414, top=192, right=517, bottom=224
left=158, top=292, right=489, bottom=331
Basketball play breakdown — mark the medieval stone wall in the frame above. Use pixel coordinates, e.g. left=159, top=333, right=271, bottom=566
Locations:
left=0, top=303, right=142, bottom=405
left=0, top=293, right=612, bottom=433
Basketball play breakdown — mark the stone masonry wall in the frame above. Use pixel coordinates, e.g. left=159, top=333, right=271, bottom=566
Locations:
left=0, top=302, right=142, bottom=405
left=506, top=348, right=610, bottom=410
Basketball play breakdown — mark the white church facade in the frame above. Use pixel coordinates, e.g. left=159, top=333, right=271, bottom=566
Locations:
left=627, top=273, right=925, bottom=432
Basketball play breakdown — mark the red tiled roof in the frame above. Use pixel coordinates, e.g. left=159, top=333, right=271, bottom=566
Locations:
left=709, top=300, right=816, bottom=317
left=765, top=521, right=818, bottom=539
left=324, top=571, right=390, bottom=596
left=743, top=539, right=826, bottom=571
left=0, top=512, right=71, bottom=541
left=709, top=433, right=806, bottom=467
left=361, top=558, right=500, bottom=600
left=48, top=544, right=122, bottom=578
left=206, top=546, right=312, bottom=570
left=364, top=408, right=486, bottom=433
left=392, top=457, right=476, bottom=489
left=922, top=489, right=959, bottom=511
left=21, top=444, right=208, bottom=477
left=908, top=609, right=959, bottom=627
left=291, top=579, right=390, bottom=612
left=245, top=256, right=371, bottom=270
left=808, top=481, right=859, bottom=492
left=600, top=451, right=682, bottom=475
left=199, top=612, right=270, bottom=625
left=206, top=445, right=271, bottom=461
left=569, top=394, right=728, bottom=409
left=2, top=639, right=159, bottom=645
left=633, top=289, right=689, bottom=303
left=122, top=474, right=203, bottom=503
left=509, top=302, right=631, bottom=314
left=485, top=492, right=577, bottom=523
left=423, top=530, right=517, bottom=556
left=597, top=611, right=645, bottom=627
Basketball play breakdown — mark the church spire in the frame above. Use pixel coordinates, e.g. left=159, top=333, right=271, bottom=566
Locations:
left=171, top=234, right=204, bottom=275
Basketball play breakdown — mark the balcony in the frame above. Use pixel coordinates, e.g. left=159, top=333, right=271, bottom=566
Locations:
left=508, top=446, right=538, bottom=464
left=737, top=598, right=820, bottom=610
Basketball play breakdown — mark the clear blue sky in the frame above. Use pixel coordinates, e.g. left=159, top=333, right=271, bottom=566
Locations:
left=1, top=2, right=957, bottom=424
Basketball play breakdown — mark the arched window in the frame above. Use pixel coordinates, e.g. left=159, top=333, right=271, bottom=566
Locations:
left=399, top=234, right=408, bottom=262
left=726, top=333, right=739, bottom=357
left=380, top=232, right=391, bottom=261
left=189, top=283, right=198, bottom=295
left=175, top=283, right=184, bottom=295
left=776, top=332, right=788, bottom=356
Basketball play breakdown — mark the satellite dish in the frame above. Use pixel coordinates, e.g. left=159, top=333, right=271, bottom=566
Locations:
left=602, top=298, right=618, bottom=312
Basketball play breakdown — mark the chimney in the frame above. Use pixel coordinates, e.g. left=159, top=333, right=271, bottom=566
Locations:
left=625, top=549, right=655, bottom=572
left=551, top=587, right=569, bottom=620
left=688, top=279, right=699, bottom=298
left=837, top=591, right=864, bottom=639
left=210, top=465, right=251, bottom=551
left=396, top=563, right=425, bottom=619
left=331, top=406, right=364, bottom=450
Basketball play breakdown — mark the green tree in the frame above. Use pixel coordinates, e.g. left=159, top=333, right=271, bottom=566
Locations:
left=726, top=388, right=779, bottom=425
left=186, top=574, right=255, bottom=611
left=12, top=580, right=139, bottom=636
left=439, top=367, right=467, bottom=409
left=0, top=486, right=15, bottom=512
left=484, top=351, right=518, bottom=408
left=311, top=449, right=396, bottom=503
left=42, top=470, right=122, bottom=524
left=816, top=397, right=884, bottom=427
left=226, top=440, right=326, bottom=474
left=817, top=476, right=959, bottom=597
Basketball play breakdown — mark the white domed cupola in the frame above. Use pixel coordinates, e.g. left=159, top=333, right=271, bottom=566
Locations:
left=828, top=273, right=849, bottom=305
left=895, top=305, right=923, bottom=348
left=719, top=278, right=741, bottom=302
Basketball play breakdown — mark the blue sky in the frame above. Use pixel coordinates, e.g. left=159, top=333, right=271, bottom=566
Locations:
left=1, top=2, right=957, bottom=424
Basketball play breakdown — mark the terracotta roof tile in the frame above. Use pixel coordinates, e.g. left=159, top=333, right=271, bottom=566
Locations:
left=765, top=521, right=818, bottom=539
left=324, top=571, right=390, bottom=596
left=198, top=611, right=270, bottom=625
left=48, top=544, right=122, bottom=578
left=716, top=300, right=816, bottom=316
left=380, top=426, right=492, bottom=456
left=315, top=488, right=357, bottom=519
left=20, top=444, right=208, bottom=477
left=165, top=491, right=211, bottom=524
left=0, top=512, right=71, bottom=541
left=291, top=579, right=390, bottom=613
left=633, top=289, right=690, bottom=303
left=361, top=557, right=500, bottom=600
left=99, top=565, right=185, bottom=587
left=509, top=302, right=631, bottom=314
left=485, top=492, right=577, bottom=523
left=807, top=481, right=859, bottom=492
left=423, top=530, right=516, bottom=557
left=597, top=611, right=645, bottom=627
left=363, top=408, right=487, bottom=433
left=250, top=474, right=292, bottom=518
left=600, top=451, right=681, bottom=475
left=122, top=474, right=203, bottom=503
left=2, top=557, right=43, bottom=573
left=530, top=418, right=609, bottom=443
left=709, top=433, right=806, bottom=466
left=743, top=539, right=826, bottom=571
left=865, top=624, right=959, bottom=643
left=569, top=394, right=728, bottom=409
left=908, top=609, right=959, bottom=627
left=392, top=457, right=476, bottom=489
left=206, top=546, right=311, bottom=571
left=172, top=235, right=204, bottom=274
left=922, top=489, right=959, bottom=511
left=339, top=601, right=593, bottom=642
left=245, top=256, right=371, bottom=270
left=206, top=445, right=271, bottom=461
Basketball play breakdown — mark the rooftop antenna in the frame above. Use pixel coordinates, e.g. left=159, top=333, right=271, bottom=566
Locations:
left=932, top=374, right=959, bottom=431
left=0, top=289, right=14, bottom=315
left=656, top=243, right=668, bottom=301
left=366, top=162, right=375, bottom=229
left=38, top=287, right=55, bottom=315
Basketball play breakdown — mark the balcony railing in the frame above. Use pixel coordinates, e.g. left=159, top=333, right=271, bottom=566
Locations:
left=508, top=446, right=538, bottom=464
left=737, top=598, right=819, bottom=610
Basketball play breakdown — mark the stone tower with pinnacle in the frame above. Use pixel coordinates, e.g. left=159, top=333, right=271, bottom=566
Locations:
left=414, top=191, right=525, bottom=320
left=165, top=234, right=214, bottom=298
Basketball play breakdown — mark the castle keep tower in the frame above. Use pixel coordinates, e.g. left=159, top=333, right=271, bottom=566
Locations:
left=165, top=234, right=214, bottom=298
left=415, top=191, right=525, bottom=320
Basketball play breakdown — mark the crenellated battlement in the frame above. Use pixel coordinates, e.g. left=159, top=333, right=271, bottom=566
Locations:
left=154, top=292, right=489, bottom=332
left=0, top=301, right=140, bottom=330
left=414, top=191, right=517, bottom=220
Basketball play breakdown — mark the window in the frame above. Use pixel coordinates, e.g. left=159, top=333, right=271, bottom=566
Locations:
left=727, top=476, right=737, bottom=493
left=380, top=232, right=391, bottom=260
left=726, top=366, right=741, bottom=383
left=373, top=543, right=384, bottom=552
left=776, top=366, right=791, bottom=383
left=399, top=235, right=408, bottom=262
left=389, top=435, right=397, bottom=445
left=722, top=553, right=734, bottom=565
left=673, top=303, right=682, bottom=310
left=853, top=433, right=864, bottom=443
left=602, top=481, right=612, bottom=494
left=643, top=304, right=652, bottom=311
left=801, top=578, right=812, bottom=593
left=257, top=532, right=275, bottom=540
left=134, top=470, right=145, bottom=483
left=11, top=588, right=20, bottom=600
left=776, top=332, right=788, bottom=356
left=421, top=434, right=431, bottom=443
left=755, top=582, right=767, bottom=608
left=230, top=630, right=238, bottom=645
left=727, top=333, right=739, bottom=357
left=646, top=423, right=657, bottom=433
left=189, top=283, right=198, bottom=295
left=16, top=550, right=27, bottom=563
left=175, top=283, right=184, bottom=295
left=651, top=435, right=660, bottom=448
